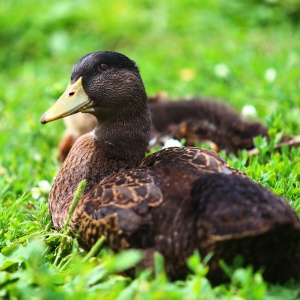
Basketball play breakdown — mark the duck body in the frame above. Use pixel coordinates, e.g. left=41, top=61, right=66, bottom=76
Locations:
left=52, top=139, right=300, bottom=284
left=150, top=98, right=270, bottom=153
left=42, top=51, right=300, bottom=284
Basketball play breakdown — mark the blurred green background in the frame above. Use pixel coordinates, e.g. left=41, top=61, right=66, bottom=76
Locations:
left=2, top=0, right=300, bottom=193
left=1, top=0, right=300, bottom=298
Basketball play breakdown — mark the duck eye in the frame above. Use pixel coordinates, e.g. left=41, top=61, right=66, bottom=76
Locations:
left=99, top=63, right=109, bottom=71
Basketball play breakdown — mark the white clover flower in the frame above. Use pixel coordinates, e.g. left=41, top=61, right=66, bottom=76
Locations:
left=33, top=152, right=42, bottom=162
left=264, top=68, right=277, bottom=82
left=38, top=180, right=52, bottom=194
left=163, top=138, right=182, bottom=148
left=148, top=136, right=157, bottom=147
left=214, top=63, right=230, bottom=79
left=241, top=105, right=258, bottom=119
left=31, top=187, right=41, bottom=200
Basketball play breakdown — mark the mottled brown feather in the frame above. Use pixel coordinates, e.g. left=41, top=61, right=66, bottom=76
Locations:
left=84, top=168, right=164, bottom=208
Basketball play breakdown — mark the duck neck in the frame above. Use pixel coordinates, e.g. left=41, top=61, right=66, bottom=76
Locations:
left=92, top=106, right=151, bottom=166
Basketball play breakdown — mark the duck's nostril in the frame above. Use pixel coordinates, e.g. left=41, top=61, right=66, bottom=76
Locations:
left=69, top=92, right=75, bottom=96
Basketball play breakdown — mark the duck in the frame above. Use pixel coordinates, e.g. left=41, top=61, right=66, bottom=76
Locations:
left=41, top=51, right=300, bottom=284
left=57, top=90, right=293, bottom=163
left=149, top=96, right=270, bottom=153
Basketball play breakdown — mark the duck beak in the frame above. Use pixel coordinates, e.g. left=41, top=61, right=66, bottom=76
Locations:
left=40, top=77, right=94, bottom=124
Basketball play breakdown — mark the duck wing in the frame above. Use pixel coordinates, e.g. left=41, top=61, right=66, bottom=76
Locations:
left=75, top=147, right=242, bottom=251
left=75, top=168, right=163, bottom=251
left=141, top=147, right=245, bottom=177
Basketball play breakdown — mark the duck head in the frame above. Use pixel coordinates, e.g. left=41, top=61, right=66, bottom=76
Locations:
left=40, top=51, right=148, bottom=124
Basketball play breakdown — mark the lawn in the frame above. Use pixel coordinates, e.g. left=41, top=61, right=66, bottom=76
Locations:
left=1, top=0, right=300, bottom=299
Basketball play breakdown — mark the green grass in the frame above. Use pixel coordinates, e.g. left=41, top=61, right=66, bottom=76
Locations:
left=1, top=0, right=300, bottom=298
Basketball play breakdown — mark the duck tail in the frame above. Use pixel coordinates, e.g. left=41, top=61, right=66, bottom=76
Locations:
left=190, top=173, right=300, bottom=284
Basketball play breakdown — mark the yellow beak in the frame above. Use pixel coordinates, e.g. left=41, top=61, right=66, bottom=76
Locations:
left=40, top=77, right=94, bottom=124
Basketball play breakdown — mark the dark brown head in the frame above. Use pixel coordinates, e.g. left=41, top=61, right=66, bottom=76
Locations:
left=40, top=51, right=149, bottom=124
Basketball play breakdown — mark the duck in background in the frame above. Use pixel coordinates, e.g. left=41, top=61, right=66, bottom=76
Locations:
left=57, top=91, right=292, bottom=162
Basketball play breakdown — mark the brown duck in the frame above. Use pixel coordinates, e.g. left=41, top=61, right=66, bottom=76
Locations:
left=57, top=93, right=272, bottom=162
left=57, top=92, right=295, bottom=163
left=41, top=51, right=300, bottom=284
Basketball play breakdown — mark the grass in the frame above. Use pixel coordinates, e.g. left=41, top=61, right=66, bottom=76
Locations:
left=1, top=0, right=300, bottom=298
